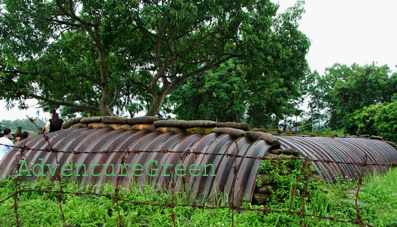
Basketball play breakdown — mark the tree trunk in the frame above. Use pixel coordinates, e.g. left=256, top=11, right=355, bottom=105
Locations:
left=99, top=102, right=113, bottom=115
left=97, top=36, right=113, bottom=116
left=146, top=92, right=167, bottom=116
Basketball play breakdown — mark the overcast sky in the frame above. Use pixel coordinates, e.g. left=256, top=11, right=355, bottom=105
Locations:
left=1, top=0, right=397, bottom=121
left=280, top=0, right=397, bottom=73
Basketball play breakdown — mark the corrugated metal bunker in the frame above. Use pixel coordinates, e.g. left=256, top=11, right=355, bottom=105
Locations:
left=1, top=116, right=396, bottom=205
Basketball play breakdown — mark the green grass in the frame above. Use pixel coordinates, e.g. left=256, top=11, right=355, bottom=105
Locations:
left=0, top=167, right=396, bottom=226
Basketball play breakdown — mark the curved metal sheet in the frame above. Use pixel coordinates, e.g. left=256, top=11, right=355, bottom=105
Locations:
left=0, top=128, right=272, bottom=205
left=2, top=128, right=396, bottom=204
left=277, top=136, right=397, bottom=182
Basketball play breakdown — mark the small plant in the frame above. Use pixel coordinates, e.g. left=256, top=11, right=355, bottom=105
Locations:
left=256, top=156, right=317, bottom=205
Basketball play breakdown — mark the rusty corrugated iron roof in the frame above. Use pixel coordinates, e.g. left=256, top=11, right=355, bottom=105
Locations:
left=0, top=127, right=271, bottom=205
left=278, top=136, right=397, bottom=182
left=1, top=127, right=397, bottom=204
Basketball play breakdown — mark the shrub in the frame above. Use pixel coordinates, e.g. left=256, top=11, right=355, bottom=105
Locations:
left=345, top=101, right=397, bottom=142
left=375, top=102, right=397, bottom=142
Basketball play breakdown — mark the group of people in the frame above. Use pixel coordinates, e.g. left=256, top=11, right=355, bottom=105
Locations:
left=0, top=128, right=17, bottom=160
left=0, top=128, right=30, bottom=161
left=0, top=109, right=63, bottom=161
left=1, top=131, right=30, bottom=143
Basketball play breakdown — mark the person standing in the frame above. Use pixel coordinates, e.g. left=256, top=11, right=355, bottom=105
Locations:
left=0, top=128, right=14, bottom=160
left=44, top=109, right=64, bottom=133
left=15, top=133, right=22, bottom=144
left=22, top=131, right=29, bottom=140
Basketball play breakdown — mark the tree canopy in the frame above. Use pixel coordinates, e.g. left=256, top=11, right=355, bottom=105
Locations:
left=1, top=0, right=310, bottom=120
left=308, top=63, right=397, bottom=130
left=170, top=60, right=248, bottom=122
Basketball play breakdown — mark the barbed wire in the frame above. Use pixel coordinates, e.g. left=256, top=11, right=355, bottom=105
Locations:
left=1, top=142, right=395, bottom=168
left=0, top=145, right=384, bottom=226
left=0, top=117, right=394, bottom=226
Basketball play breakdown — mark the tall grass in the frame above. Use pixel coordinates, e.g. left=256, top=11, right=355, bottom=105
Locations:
left=0, top=168, right=396, bottom=226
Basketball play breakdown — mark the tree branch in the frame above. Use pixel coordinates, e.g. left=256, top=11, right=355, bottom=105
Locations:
left=29, top=93, right=99, bottom=113
left=155, top=20, right=167, bottom=68
left=55, top=0, right=94, bottom=27
left=130, top=78, right=149, bottom=90
left=134, top=18, right=157, bottom=43
left=75, top=73, right=101, bottom=85
left=178, top=31, right=217, bottom=57
left=167, top=54, right=239, bottom=93
left=47, top=17, right=81, bottom=28
left=3, top=78, right=100, bottom=113
left=149, top=56, right=176, bottom=92
left=2, top=70, right=36, bottom=76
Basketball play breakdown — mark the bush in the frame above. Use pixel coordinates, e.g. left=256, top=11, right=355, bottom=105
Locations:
left=375, top=102, right=397, bottom=142
left=345, top=101, right=397, bottom=142
left=345, top=104, right=382, bottom=136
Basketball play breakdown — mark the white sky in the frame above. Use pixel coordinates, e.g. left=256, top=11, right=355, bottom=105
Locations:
left=1, top=0, right=397, bottom=121
left=279, top=0, right=397, bottom=73
left=0, top=99, right=47, bottom=121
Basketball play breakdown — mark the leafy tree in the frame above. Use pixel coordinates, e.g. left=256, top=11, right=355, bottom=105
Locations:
left=300, top=70, right=326, bottom=132
left=317, top=63, right=397, bottom=129
left=1, top=0, right=310, bottom=118
left=0, top=0, right=130, bottom=115
left=121, top=0, right=309, bottom=117
left=244, top=3, right=310, bottom=128
left=170, top=1, right=310, bottom=127
left=170, top=60, right=247, bottom=122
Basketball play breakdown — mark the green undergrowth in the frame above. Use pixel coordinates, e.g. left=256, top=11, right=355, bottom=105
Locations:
left=256, top=157, right=397, bottom=226
left=298, top=127, right=347, bottom=137
left=0, top=165, right=396, bottom=226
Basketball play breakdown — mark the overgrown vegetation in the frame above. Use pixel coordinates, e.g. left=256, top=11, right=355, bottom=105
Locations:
left=256, top=156, right=314, bottom=201
left=304, top=64, right=397, bottom=140
left=1, top=163, right=396, bottom=226
left=255, top=158, right=397, bottom=226
left=346, top=102, right=397, bottom=142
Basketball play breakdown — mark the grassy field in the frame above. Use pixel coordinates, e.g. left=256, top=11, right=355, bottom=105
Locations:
left=0, top=167, right=396, bottom=226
